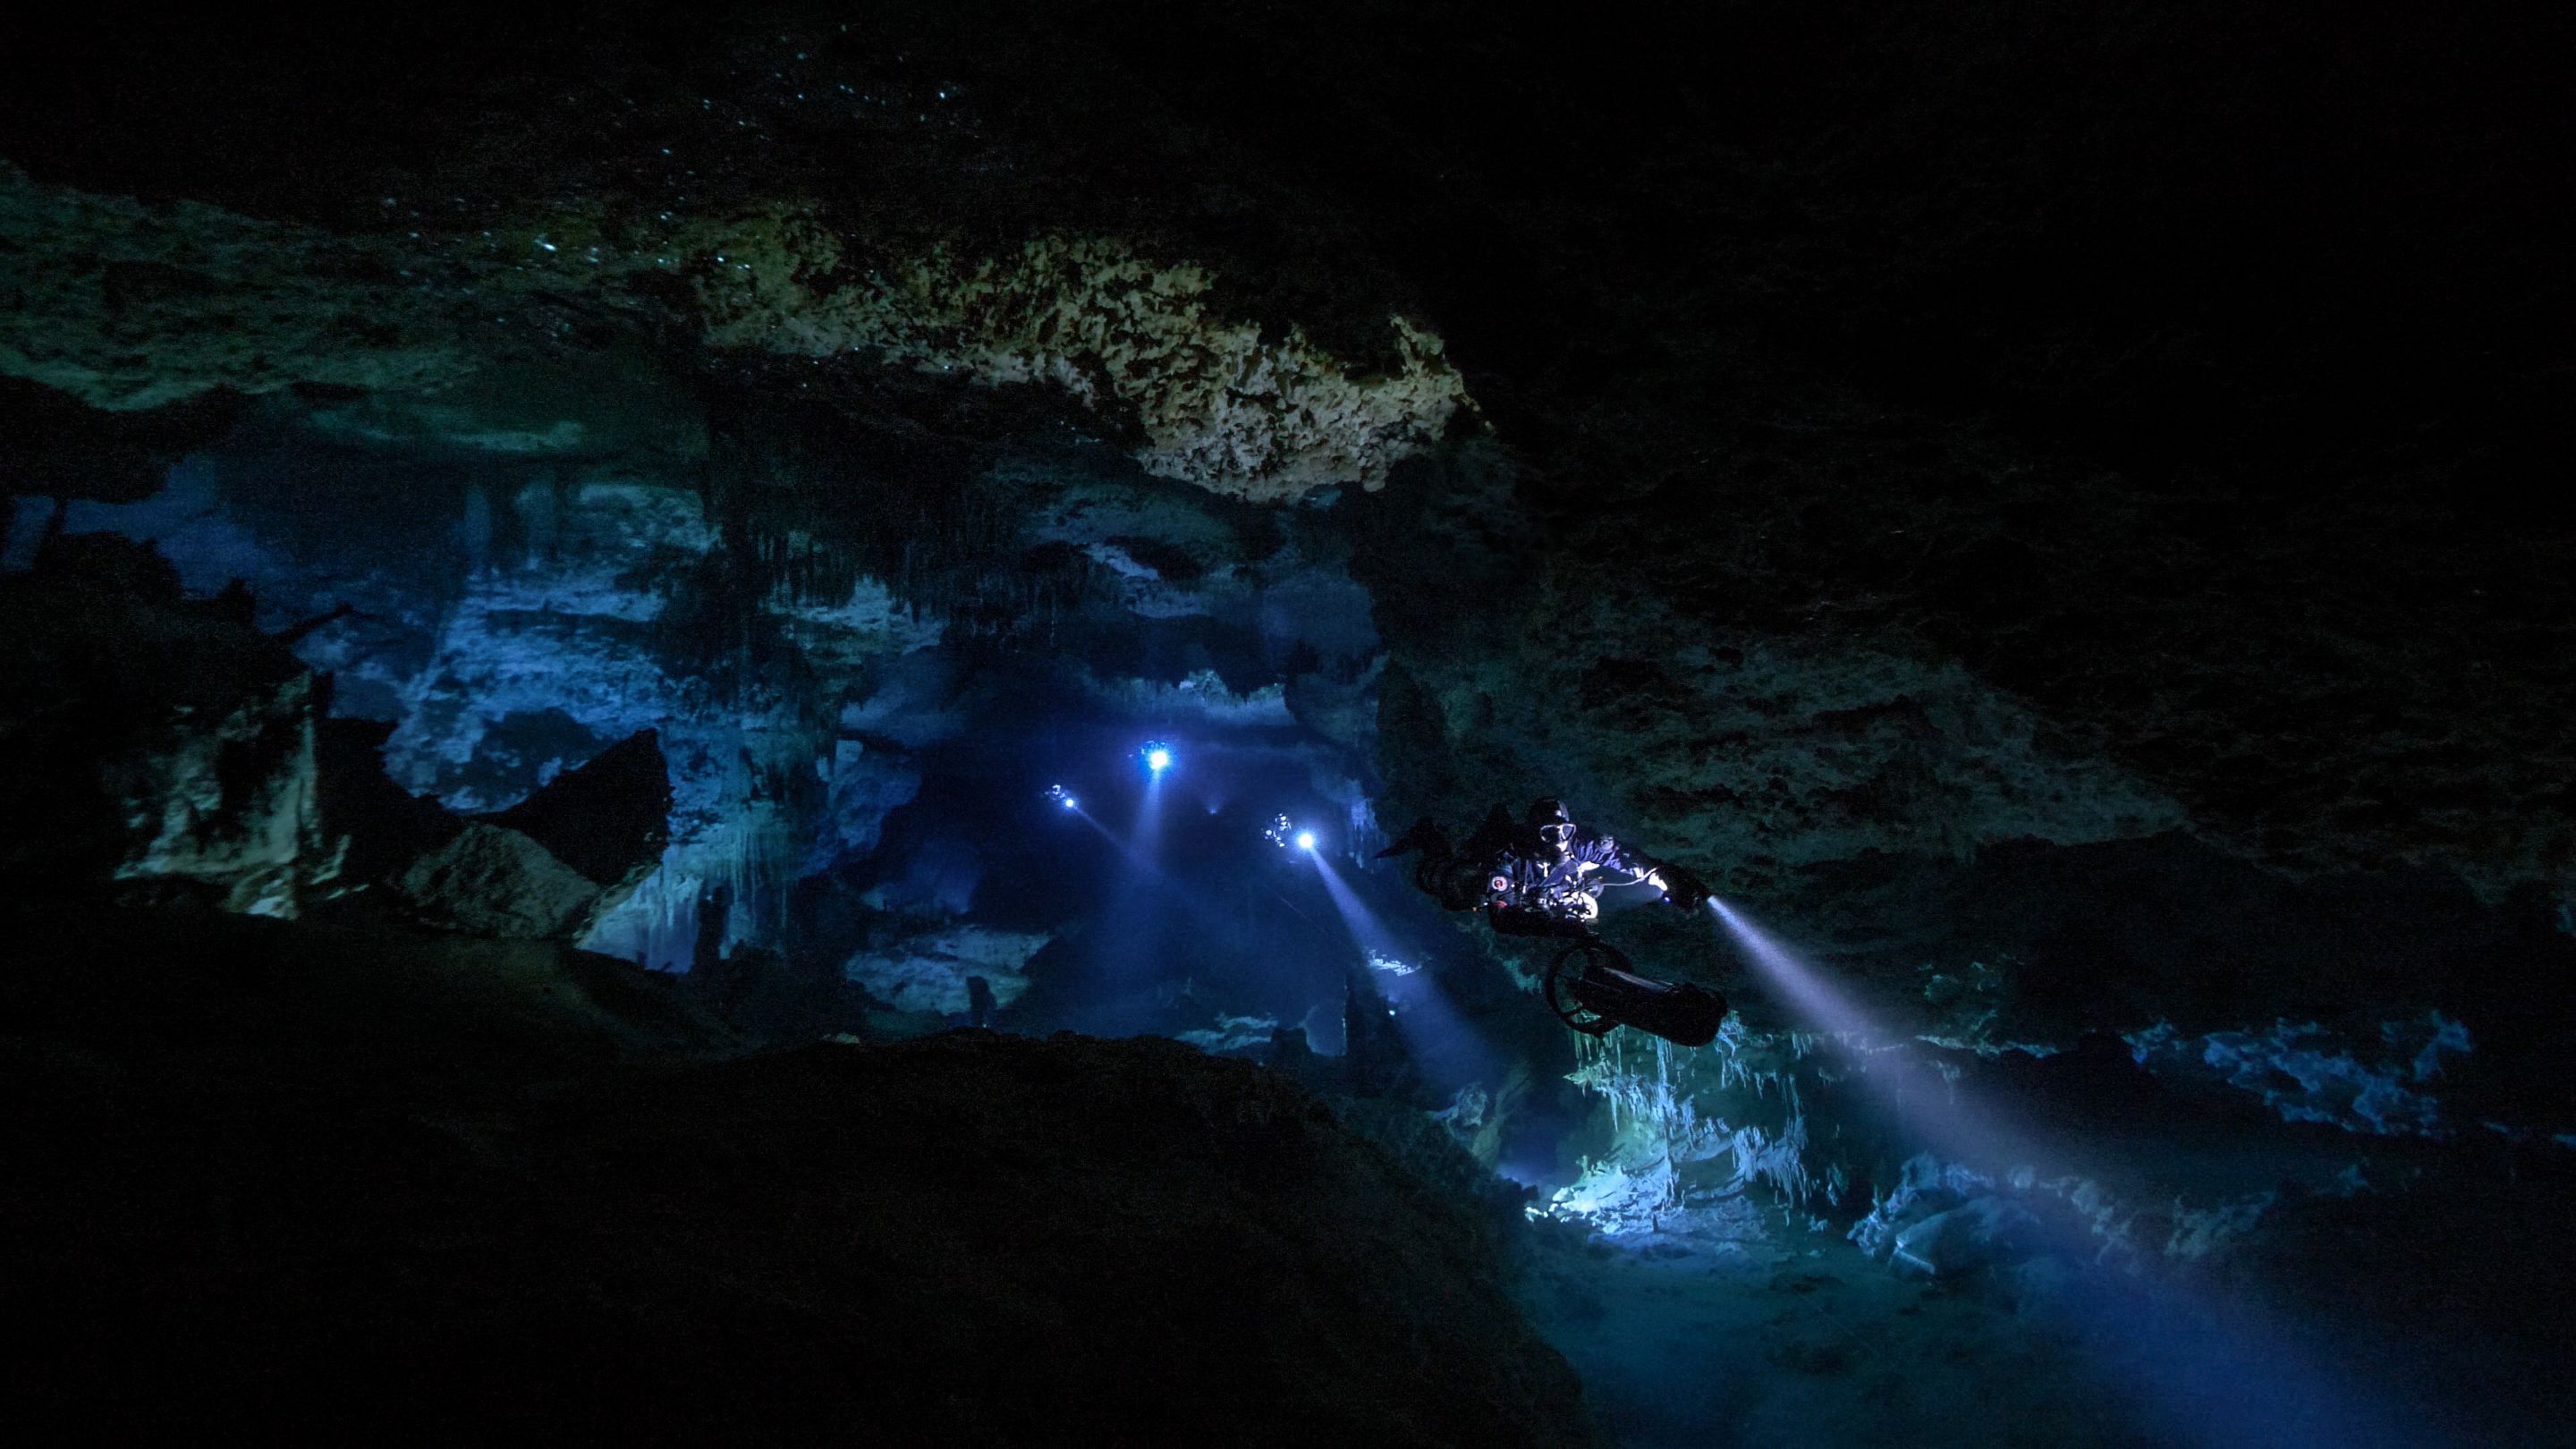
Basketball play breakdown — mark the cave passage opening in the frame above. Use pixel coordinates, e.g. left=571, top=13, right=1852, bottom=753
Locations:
left=1, top=386, right=1546, bottom=1130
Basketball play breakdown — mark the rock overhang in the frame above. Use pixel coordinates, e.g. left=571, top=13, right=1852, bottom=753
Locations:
left=0, top=149, right=1475, bottom=502
left=3, top=0, right=2570, bottom=1095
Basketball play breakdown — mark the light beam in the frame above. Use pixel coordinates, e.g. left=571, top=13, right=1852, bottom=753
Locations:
left=1705, top=896, right=2429, bottom=1449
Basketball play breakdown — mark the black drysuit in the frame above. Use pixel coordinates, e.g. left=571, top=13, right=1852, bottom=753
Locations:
left=1482, top=828, right=1657, bottom=938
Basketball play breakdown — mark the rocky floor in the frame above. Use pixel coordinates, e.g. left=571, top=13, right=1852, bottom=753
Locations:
left=1529, top=1236, right=2136, bottom=1449
left=1517, top=1101, right=2576, bottom=1449
left=1, top=906, right=1597, bottom=1444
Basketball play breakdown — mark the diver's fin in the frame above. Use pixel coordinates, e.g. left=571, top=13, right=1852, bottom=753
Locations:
left=1377, top=816, right=1447, bottom=860
left=1461, top=802, right=1523, bottom=860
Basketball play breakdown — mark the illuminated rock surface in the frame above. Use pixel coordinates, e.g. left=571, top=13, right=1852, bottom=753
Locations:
left=0, top=167, right=1463, bottom=501
left=0, top=537, right=323, bottom=916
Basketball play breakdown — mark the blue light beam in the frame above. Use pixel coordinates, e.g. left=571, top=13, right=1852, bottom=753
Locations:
left=1706, top=896, right=2433, bottom=1449
left=1309, top=849, right=1502, bottom=1087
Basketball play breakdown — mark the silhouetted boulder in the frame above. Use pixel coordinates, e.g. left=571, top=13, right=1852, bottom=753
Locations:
left=312, top=716, right=462, bottom=885
left=485, top=728, right=671, bottom=893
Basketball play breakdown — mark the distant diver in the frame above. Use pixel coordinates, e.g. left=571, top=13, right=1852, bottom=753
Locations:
left=1379, top=797, right=1726, bottom=1047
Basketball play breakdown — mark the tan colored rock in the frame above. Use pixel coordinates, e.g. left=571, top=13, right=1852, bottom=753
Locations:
left=0, top=168, right=1470, bottom=501
left=692, top=217, right=1473, bottom=500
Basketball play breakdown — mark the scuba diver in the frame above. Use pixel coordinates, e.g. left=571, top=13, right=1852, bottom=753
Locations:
left=1380, top=799, right=1726, bottom=1046
left=1483, top=797, right=1707, bottom=936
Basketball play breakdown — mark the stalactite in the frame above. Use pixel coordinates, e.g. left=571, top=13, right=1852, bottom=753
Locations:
left=1548, top=1018, right=1839, bottom=1234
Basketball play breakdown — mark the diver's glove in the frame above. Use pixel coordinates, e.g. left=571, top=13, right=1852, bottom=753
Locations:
left=1657, top=864, right=1712, bottom=911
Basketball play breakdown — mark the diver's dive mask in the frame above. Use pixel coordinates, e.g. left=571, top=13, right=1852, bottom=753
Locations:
left=1528, top=797, right=1577, bottom=847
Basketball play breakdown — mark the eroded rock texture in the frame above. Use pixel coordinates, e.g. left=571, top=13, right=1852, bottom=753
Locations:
left=0, top=535, right=322, bottom=915
left=0, top=163, right=1464, bottom=500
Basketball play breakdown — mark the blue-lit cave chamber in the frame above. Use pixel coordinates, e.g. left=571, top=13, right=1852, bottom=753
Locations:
left=4, top=7, right=2573, bottom=1445
left=8, top=364, right=1450, bottom=1035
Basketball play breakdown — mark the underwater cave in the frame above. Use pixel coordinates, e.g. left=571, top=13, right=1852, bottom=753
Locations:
left=4, top=3, right=2572, bottom=1445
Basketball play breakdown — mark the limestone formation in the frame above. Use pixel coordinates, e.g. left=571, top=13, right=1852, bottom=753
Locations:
left=0, top=166, right=1470, bottom=501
